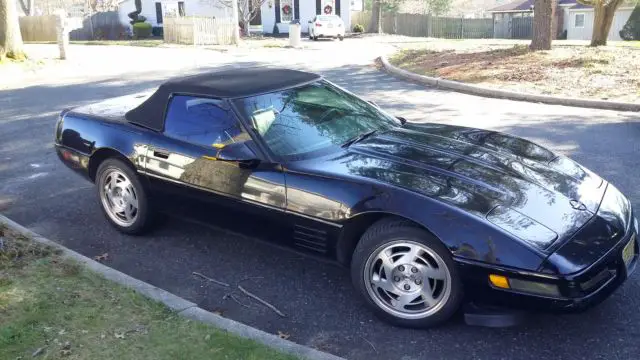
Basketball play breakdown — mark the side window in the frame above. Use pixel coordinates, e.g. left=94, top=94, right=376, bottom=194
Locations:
left=164, top=95, right=248, bottom=148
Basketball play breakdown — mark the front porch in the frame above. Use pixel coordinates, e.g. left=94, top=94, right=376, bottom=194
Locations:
left=260, top=0, right=350, bottom=34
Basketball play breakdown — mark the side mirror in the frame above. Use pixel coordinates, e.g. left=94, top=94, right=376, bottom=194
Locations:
left=216, top=140, right=259, bottom=163
left=396, top=116, right=407, bottom=125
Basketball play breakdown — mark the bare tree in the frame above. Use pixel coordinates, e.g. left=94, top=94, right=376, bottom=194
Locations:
left=530, top=0, right=555, bottom=50
left=18, top=0, right=35, bottom=16
left=216, top=0, right=266, bottom=36
left=369, top=0, right=383, bottom=33
left=578, top=0, right=626, bottom=46
left=0, top=0, right=26, bottom=60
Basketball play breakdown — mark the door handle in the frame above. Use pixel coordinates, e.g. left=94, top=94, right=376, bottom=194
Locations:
left=153, top=149, right=170, bottom=159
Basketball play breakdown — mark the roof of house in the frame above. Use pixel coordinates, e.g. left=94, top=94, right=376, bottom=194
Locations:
left=488, top=0, right=577, bottom=12
left=125, top=68, right=322, bottom=131
left=569, top=2, right=635, bottom=10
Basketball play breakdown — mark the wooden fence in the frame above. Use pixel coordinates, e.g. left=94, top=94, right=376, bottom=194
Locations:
left=19, top=15, right=58, bottom=42
left=351, top=12, right=494, bottom=39
left=69, top=11, right=125, bottom=41
left=511, top=17, right=533, bottom=39
left=19, top=12, right=124, bottom=41
left=164, top=17, right=236, bottom=45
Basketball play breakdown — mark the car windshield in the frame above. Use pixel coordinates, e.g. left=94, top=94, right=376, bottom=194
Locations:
left=233, top=81, right=400, bottom=160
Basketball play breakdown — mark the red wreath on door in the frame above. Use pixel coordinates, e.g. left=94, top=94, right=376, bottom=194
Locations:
left=282, top=4, right=292, bottom=15
left=324, top=5, right=333, bottom=14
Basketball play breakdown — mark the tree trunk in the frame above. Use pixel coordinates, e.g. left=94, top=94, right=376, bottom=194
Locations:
left=231, top=0, right=240, bottom=44
left=591, top=2, right=618, bottom=46
left=0, top=0, right=26, bottom=60
left=242, top=19, right=250, bottom=37
left=368, top=0, right=382, bottom=34
left=27, top=0, right=33, bottom=16
left=530, top=0, right=554, bottom=50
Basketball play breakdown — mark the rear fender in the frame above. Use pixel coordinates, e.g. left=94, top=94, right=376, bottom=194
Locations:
left=55, top=112, right=149, bottom=181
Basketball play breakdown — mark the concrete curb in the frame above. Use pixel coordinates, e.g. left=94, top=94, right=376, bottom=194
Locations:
left=378, top=55, right=640, bottom=113
left=0, top=214, right=345, bottom=360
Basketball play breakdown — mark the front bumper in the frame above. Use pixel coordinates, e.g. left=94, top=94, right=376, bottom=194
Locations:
left=457, top=223, right=638, bottom=312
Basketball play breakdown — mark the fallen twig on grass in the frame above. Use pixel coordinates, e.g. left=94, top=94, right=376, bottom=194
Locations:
left=192, top=271, right=230, bottom=287
left=237, top=285, right=286, bottom=317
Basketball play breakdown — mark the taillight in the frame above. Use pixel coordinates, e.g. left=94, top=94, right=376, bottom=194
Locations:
left=315, top=23, right=322, bottom=27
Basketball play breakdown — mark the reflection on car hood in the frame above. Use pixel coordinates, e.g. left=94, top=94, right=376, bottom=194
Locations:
left=309, top=123, right=608, bottom=246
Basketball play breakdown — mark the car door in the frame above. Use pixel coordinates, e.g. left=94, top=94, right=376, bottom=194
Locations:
left=143, top=94, right=286, bottom=215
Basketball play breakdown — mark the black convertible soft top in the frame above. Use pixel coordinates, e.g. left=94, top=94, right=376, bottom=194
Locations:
left=125, top=68, right=321, bottom=131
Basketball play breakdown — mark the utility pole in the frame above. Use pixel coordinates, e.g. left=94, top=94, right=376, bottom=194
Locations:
left=231, top=0, right=240, bottom=45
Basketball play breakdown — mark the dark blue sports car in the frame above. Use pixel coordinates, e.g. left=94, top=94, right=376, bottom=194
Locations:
left=55, top=68, right=638, bottom=328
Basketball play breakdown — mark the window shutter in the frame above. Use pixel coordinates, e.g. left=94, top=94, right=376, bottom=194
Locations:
left=275, top=0, right=281, bottom=23
left=155, top=2, right=163, bottom=24
left=294, top=0, right=299, bottom=20
left=316, top=0, right=321, bottom=14
left=336, top=0, right=340, bottom=16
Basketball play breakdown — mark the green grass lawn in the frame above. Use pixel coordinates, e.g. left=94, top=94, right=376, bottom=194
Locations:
left=0, top=227, right=296, bottom=360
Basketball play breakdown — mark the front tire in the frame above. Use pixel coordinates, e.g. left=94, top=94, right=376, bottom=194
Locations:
left=96, top=158, right=152, bottom=235
left=351, top=218, right=463, bottom=328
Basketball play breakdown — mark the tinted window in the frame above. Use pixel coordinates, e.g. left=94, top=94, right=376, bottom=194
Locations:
left=233, top=81, right=399, bottom=159
left=164, top=95, right=248, bottom=148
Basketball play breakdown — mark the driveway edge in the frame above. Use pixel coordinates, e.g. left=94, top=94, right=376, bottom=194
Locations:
left=378, top=55, right=640, bottom=112
left=0, top=214, right=345, bottom=360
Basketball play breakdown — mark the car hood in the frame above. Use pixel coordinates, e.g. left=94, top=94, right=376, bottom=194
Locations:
left=303, top=123, right=607, bottom=250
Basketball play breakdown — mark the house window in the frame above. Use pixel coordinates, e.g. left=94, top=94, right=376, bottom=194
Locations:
left=574, top=13, right=585, bottom=28
left=178, top=1, right=185, bottom=16
left=155, top=2, right=163, bottom=24
left=280, top=0, right=294, bottom=23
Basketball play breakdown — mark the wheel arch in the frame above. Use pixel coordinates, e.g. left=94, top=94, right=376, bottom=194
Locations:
left=88, top=147, right=136, bottom=182
left=336, top=212, right=445, bottom=266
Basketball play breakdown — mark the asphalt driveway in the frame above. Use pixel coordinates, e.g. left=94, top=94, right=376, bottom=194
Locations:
left=1, top=41, right=639, bottom=360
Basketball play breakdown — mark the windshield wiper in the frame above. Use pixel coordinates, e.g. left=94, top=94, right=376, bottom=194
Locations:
left=341, top=130, right=377, bottom=148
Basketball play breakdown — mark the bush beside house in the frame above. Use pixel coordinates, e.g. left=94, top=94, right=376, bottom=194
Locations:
left=620, top=5, right=640, bottom=40
left=133, top=22, right=152, bottom=38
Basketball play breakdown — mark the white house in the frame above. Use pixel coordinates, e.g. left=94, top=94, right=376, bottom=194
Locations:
left=260, top=0, right=351, bottom=34
left=488, top=0, right=635, bottom=41
left=118, top=0, right=230, bottom=28
left=567, top=3, right=634, bottom=41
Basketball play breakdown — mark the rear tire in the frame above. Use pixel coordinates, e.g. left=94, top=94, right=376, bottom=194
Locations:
left=96, top=158, right=153, bottom=235
left=350, top=218, right=463, bottom=328
left=339, top=35, right=344, bottom=41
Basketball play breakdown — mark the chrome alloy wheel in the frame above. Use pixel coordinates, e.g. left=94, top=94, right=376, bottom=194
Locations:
left=99, top=169, right=139, bottom=227
left=364, top=240, right=452, bottom=319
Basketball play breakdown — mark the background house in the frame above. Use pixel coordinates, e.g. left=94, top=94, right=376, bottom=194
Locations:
left=261, top=0, right=351, bottom=34
left=488, top=0, right=635, bottom=41
left=117, top=0, right=231, bottom=29
left=566, top=2, right=634, bottom=41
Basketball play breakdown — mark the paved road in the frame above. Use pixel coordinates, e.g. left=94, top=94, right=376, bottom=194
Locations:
left=2, top=41, right=640, bottom=360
